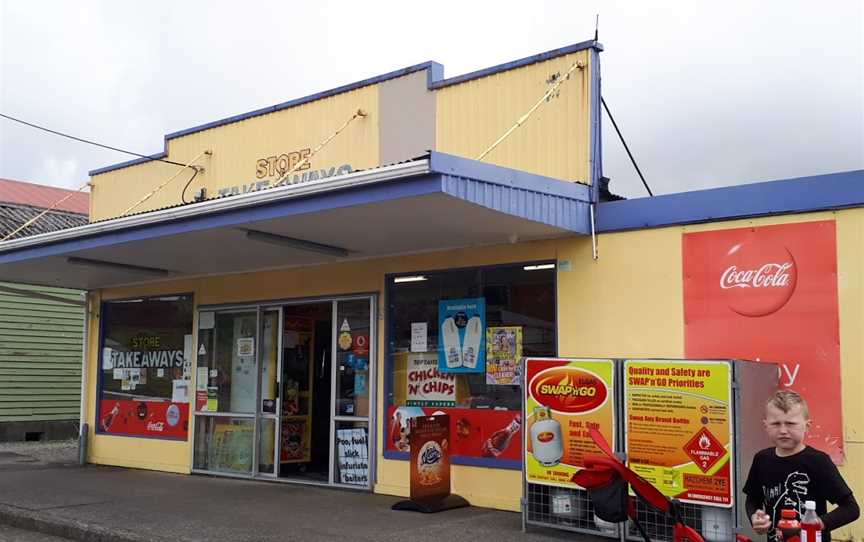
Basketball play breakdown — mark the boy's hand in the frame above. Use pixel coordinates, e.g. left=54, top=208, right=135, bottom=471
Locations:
left=751, top=509, right=772, bottom=534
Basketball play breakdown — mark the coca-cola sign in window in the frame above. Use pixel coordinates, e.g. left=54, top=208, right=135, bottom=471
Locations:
left=97, top=294, right=193, bottom=440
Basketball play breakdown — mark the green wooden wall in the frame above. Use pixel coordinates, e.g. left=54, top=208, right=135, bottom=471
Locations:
left=0, top=282, right=83, bottom=422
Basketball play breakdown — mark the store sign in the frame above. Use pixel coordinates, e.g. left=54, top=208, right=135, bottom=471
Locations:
left=438, top=298, right=486, bottom=374
left=524, top=358, right=615, bottom=488
left=624, top=360, right=733, bottom=507
left=216, top=157, right=354, bottom=197
left=98, top=399, right=189, bottom=439
left=409, top=415, right=451, bottom=501
left=406, top=354, right=456, bottom=407
left=683, top=220, right=843, bottom=463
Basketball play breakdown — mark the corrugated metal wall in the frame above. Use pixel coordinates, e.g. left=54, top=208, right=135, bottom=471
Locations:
left=0, top=282, right=83, bottom=422
left=90, top=85, right=380, bottom=222
left=436, top=50, right=592, bottom=184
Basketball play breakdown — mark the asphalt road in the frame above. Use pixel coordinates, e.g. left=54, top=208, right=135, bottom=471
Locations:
left=0, top=524, right=71, bottom=541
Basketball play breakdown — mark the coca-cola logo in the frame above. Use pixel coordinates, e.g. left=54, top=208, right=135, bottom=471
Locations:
left=719, top=241, right=797, bottom=317
left=147, top=421, right=165, bottom=432
left=529, top=367, right=608, bottom=414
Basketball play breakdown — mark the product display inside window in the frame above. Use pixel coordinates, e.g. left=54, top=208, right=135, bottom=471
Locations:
left=386, top=263, right=555, bottom=466
left=97, top=294, right=194, bottom=439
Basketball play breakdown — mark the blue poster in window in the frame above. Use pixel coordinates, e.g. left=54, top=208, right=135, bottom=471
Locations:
left=438, top=298, right=486, bottom=373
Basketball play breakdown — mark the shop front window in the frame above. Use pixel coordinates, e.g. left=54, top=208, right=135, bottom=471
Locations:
left=97, top=294, right=193, bottom=440
left=385, top=263, right=555, bottom=468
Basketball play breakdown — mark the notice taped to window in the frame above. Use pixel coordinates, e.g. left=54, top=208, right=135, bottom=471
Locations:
left=624, top=360, right=733, bottom=507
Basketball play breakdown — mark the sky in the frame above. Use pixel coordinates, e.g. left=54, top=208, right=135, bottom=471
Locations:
left=0, top=1, right=861, bottom=199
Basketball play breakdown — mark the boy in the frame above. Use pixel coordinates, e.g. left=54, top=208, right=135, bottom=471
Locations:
left=744, top=390, right=859, bottom=541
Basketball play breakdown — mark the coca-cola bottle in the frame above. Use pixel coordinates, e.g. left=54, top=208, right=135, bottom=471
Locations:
left=481, top=414, right=522, bottom=457
left=100, top=404, right=120, bottom=432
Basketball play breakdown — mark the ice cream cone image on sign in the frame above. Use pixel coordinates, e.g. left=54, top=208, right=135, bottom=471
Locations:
left=441, top=318, right=462, bottom=369
left=461, top=316, right=482, bottom=369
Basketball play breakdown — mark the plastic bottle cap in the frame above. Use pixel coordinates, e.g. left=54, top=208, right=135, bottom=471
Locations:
left=805, top=500, right=816, bottom=509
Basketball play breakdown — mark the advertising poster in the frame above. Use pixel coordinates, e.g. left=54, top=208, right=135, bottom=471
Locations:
left=386, top=405, right=522, bottom=463
left=336, top=428, right=369, bottom=486
left=524, top=358, right=616, bottom=488
left=485, top=326, right=522, bottom=385
left=406, top=353, right=457, bottom=407
left=98, top=399, right=189, bottom=439
left=409, top=415, right=451, bottom=501
left=438, top=298, right=486, bottom=374
left=683, top=221, right=843, bottom=463
left=624, top=360, right=733, bottom=507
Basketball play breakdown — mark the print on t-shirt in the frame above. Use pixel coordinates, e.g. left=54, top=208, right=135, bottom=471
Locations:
left=764, top=471, right=810, bottom=541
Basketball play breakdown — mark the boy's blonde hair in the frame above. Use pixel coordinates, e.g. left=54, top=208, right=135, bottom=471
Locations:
left=766, top=389, right=809, bottom=419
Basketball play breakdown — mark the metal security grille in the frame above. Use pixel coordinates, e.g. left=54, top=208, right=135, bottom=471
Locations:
left=524, top=482, right=620, bottom=538
left=626, top=498, right=734, bottom=542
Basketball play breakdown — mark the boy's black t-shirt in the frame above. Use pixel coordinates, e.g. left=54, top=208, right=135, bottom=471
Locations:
left=743, top=446, right=852, bottom=541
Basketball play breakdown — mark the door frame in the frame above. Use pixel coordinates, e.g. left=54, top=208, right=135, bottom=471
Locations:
left=191, top=293, right=377, bottom=490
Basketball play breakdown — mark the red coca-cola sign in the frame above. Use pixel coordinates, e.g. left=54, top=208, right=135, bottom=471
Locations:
left=718, top=241, right=798, bottom=317
left=529, top=367, right=608, bottom=414
left=684, top=220, right=844, bottom=464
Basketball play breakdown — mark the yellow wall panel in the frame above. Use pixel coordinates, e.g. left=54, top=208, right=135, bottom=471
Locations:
left=90, top=86, right=380, bottom=221
left=436, top=50, right=592, bottom=183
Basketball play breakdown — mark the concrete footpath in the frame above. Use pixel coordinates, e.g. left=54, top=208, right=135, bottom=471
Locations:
left=0, top=445, right=602, bottom=542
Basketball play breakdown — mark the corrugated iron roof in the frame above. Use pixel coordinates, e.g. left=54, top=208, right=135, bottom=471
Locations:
left=0, top=203, right=89, bottom=240
left=0, top=178, right=90, bottom=215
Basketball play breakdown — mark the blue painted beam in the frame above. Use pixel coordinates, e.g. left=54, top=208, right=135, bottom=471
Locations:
left=596, top=170, right=864, bottom=232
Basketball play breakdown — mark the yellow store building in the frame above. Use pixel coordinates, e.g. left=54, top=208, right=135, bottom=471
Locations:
left=0, top=40, right=860, bottom=540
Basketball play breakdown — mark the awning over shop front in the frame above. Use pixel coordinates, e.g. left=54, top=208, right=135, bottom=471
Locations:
left=0, top=153, right=591, bottom=290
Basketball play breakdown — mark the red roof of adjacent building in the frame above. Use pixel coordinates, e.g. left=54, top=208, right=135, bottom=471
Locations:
left=0, top=178, right=89, bottom=215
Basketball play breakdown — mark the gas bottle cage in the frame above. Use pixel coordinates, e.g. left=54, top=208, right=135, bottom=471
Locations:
left=572, top=429, right=754, bottom=542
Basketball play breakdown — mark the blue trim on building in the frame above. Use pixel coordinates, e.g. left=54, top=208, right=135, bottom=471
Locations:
left=596, top=170, right=864, bottom=232
left=429, top=152, right=590, bottom=200
left=0, top=176, right=442, bottom=264
left=429, top=40, right=603, bottom=90
left=382, top=449, right=521, bottom=471
left=89, top=152, right=170, bottom=176
left=89, top=41, right=603, bottom=177
left=589, top=48, right=603, bottom=203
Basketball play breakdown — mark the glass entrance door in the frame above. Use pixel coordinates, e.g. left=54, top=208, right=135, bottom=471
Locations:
left=193, top=296, right=375, bottom=489
left=332, top=299, right=373, bottom=488
left=193, top=309, right=258, bottom=475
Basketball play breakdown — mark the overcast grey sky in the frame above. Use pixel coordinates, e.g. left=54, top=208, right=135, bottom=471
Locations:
left=1, top=1, right=862, bottom=199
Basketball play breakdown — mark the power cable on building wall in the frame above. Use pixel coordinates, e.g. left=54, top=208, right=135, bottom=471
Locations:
left=271, top=109, right=368, bottom=189
left=600, top=97, right=653, bottom=197
left=0, top=112, right=190, bottom=168
left=476, top=60, right=586, bottom=162
left=122, top=150, right=210, bottom=216
left=1, top=179, right=91, bottom=242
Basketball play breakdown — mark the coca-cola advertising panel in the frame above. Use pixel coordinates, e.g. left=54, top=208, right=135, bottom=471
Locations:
left=683, top=220, right=843, bottom=463
left=387, top=405, right=521, bottom=464
left=98, top=399, right=189, bottom=439
left=409, top=415, right=451, bottom=501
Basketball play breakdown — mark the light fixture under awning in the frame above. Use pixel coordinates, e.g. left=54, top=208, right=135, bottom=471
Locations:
left=0, top=152, right=592, bottom=290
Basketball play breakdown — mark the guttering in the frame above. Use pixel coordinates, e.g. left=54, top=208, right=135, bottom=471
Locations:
left=0, top=159, right=431, bottom=254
